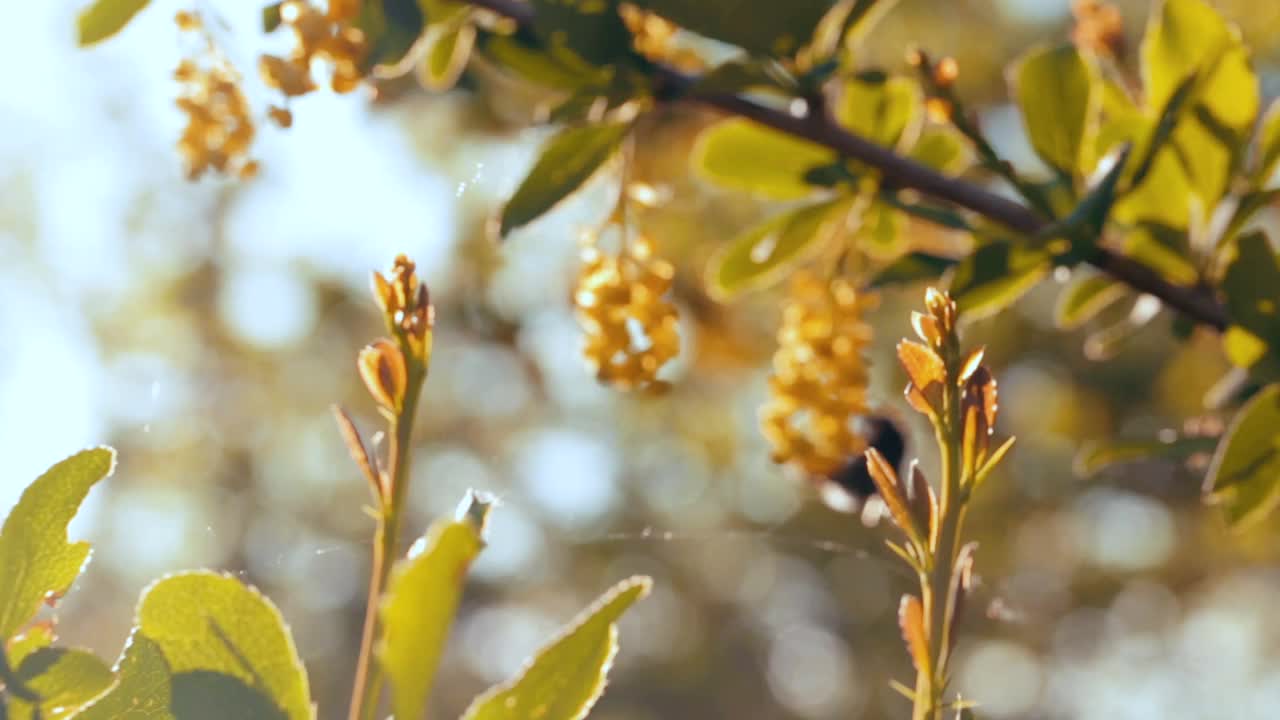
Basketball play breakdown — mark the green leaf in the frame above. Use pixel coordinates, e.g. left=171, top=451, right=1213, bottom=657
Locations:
left=836, top=75, right=921, bottom=150
left=909, top=126, right=971, bottom=174
left=1223, top=231, right=1280, bottom=354
left=1141, top=0, right=1235, bottom=115
left=1075, top=435, right=1218, bottom=477
left=1013, top=44, right=1095, bottom=175
left=1206, top=384, right=1280, bottom=530
left=480, top=37, right=606, bottom=92
left=692, top=58, right=799, bottom=97
left=136, top=572, right=312, bottom=720
left=5, top=625, right=54, bottom=667
left=501, top=121, right=630, bottom=237
left=1055, top=273, right=1127, bottom=330
left=708, top=197, right=855, bottom=298
left=0, top=447, right=115, bottom=640
left=693, top=119, right=833, bottom=200
left=460, top=576, right=652, bottom=720
left=415, top=16, right=476, bottom=91
left=76, top=0, right=150, bottom=46
left=1252, top=99, right=1280, bottom=187
left=262, top=2, right=283, bottom=32
left=947, top=241, right=1052, bottom=321
left=628, top=0, right=836, bottom=56
left=858, top=201, right=905, bottom=259
left=1118, top=223, right=1198, bottom=286
left=8, top=648, right=113, bottom=720
left=529, top=0, right=631, bottom=67
left=70, top=635, right=174, bottom=720
left=1220, top=188, right=1280, bottom=247
left=356, top=0, right=426, bottom=73
left=869, top=252, right=956, bottom=288
left=379, top=494, right=489, bottom=720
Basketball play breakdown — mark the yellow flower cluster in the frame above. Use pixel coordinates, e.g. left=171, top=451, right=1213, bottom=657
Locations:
left=260, top=0, right=367, bottom=99
left=617, top=3, right=703, bottom=71
left=574, top=234, right=680, bottom=392
left=760, top=272, right=878, bottom=478
left=173, top=11, right=258, bottom=180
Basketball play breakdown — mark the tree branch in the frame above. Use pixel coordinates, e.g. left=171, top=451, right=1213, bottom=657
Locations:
left=463, top=0, right=1230, bottom=332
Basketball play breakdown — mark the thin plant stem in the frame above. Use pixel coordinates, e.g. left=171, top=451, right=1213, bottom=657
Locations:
left=348, top=369, right=424, bottom=720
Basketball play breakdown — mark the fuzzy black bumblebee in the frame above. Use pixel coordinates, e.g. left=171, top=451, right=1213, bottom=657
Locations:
left=828, top=416, right=907, bottom=501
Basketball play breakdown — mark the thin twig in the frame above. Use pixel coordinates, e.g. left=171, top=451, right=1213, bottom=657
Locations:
left=462, top=0, right=1230, bottom=331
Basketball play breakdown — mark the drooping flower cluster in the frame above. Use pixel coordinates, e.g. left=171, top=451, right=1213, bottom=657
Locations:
left=260, top=0, right=367, bottom=101
left=760, top=272, right=878, bottom=478
left=573, top=232, right=680, bottom=392
left=173, top=11, right=258, bottom=180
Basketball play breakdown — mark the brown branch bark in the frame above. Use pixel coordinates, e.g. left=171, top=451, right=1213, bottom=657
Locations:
left=463, top=0, right=1230, bottom=332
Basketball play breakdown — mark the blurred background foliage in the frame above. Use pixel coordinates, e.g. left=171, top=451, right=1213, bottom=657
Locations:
left=4, top=0, right=1280, bottom=718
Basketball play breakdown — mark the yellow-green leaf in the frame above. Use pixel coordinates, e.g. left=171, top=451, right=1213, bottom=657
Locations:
left=836, top=75, right=921, bottom=150
left=0, top=447, right=115, bottom=640
left=76, top=0, right=150, bottom=46
left=693, top=119, right=833, bottom=200
left=1252, top=99, right=1280, bottom=187
left=625, top=0, right=837, bottom=56
left=1222, top=231, right=1280, bottom=369
left=501, top=121, right=630, bottom=237
left=136, top=572, right=312, bottom=720
left=1013, top=44, right=1095, bottom=176
left=1118, top=224, right=1198, bottom=286
left=6, top=624, right=54, bottom=667
left=70, top=634, right=174, bottom=720
left=1054, top=272, right=1127, bottom=329
left=415, top=18, right=476, bottom=91
left=1207, top=384, right=1280, bottom=530
left=707, top=197, right=855, bottom=298
left=858, top=201, right=905, bottom=260
left=1141, top=0, right=1234, bottom=114
left=910, top=126, right=971, bottom=174
left=461, top=576, right=652, bottom=720
left=379, top=495, right=489, bottom=720
left=947, top=241, right=1052, bottom=322
left=8, top=648, right=114, bottom=720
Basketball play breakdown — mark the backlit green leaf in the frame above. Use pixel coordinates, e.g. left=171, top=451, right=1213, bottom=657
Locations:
left=708, top=197, right=855, bottom=298
left=501, top=121, right=630, bottom=237
left=1014, top=44, right=1095, bottom=175
left=415, top=17, right=476, bottom=91
left=76, top=0, right=150, bottom=46
left=1207, top=384, right=1280, bottom=530
left=71, top=635, right=174, bottom=720
left=8, top=648, right=113, bottom=720
left=0, top=447, right=115, bottom=640
left=1075, top=435, right=1218, bottom=477
left=836, top=74, right=921, bottom=150
left=1252, top=100, right=1280, bottom=187
left=858, top=201, right=905, bottom=259
left=136, top=572, right=312, bottom=720
left=1141, top=0, right=1233, bottom=114
left=5, top=625, right=54, bottom=667
left=1055, top=273, right=1126, bottom=330
left=481, top=37, right=606, bottom=92
left=947, top=241, right=1052, bottom=321
left=1223, top=232, right=1280, bottom=363
left=693, top=119, right=833, bottom=200
left=628, top=0, right=836, bottom=56
left=460, top=576, right=651, bottom=720
left=379, top=495, right=489, bottom=720
left=1118, top=224, right=1198, bottom=286
left=910, top=126, right=971, bottom=173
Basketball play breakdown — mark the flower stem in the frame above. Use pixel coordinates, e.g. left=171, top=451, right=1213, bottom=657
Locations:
left=348, top=371, right=423, bottom=720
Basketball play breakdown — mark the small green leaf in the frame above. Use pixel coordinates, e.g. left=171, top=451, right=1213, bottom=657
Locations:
left=1075, top=435, right=1218, bottom=477
left=1055, top=273, right=1127, bottom=330
left=0, top=447, right=115, bottom=640
left=708, top=197, right=855, bottom=298
left=858, top=201, right=905, bottom=259
left=836, top=75, right=921, bottom=150
left=501, top=121, right=630, bottom=237
left=415, top=17, right=476, bottom=91
left=1013, top=44, right=1096, bottom=175
left=1223, top=231, right=1280, bottom=360
left=8, top=648, right=114, bottom=720
left=909, top=126, right=971, bottom=174
left=1141, top=0, right=1233, bottom=112
left=461, top=576, right=652, bottom=720
left=379, top=495, right=489, bottom=720
left=262, top=2, right=283, bottom=32
left=136, top=572, right=312, bottom=720
left=869, top=252, right=956, bottom=288
left=693, top=119, right=833, bottom=200
left=1252, top=99, right=1280, bottom=187
left=76, top=0, right=150, bottom=46
left=627, top=0, right=836, bottom=56
left=947, top=241, right=1052, bottom=321
left=70, top=635, right=174, bottom=720
left=5, top=625, right=54, bottom=667
left=1223, top=326, right=1271, bottom=370
left=356, top=0, right=426, bottom=73
left=1207, top=384, right=1280, bottom=530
